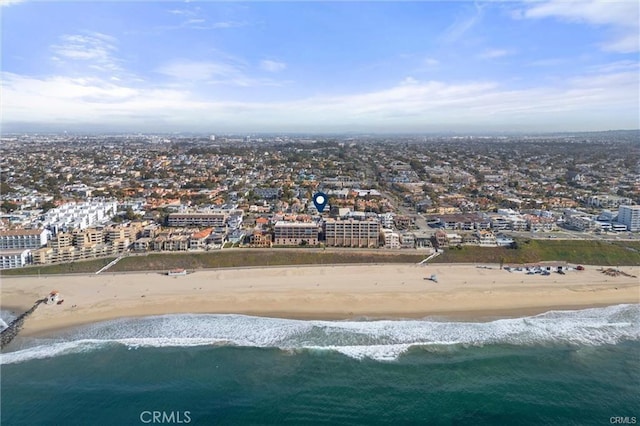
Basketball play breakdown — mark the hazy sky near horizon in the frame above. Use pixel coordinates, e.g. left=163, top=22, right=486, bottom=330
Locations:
left=1, top=0, right=639, bottom=133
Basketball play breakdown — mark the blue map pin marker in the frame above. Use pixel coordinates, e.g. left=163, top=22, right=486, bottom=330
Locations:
left=313, top=192, right=328, bottom=213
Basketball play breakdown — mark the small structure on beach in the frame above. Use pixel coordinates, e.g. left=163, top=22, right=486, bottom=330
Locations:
left=424, top=274, right=438, bottom=283
left=45, top=290, right=60, bottom=305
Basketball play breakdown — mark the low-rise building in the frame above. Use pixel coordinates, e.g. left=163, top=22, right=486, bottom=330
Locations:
left=249, top=230, right=272, bottom=247
left=0, top=228, right=50, bottom=250
left=475, top=230, right=497, bottom=246
left=167, top=213, right=226, bottom=227
left=0, top=249, right=32, bottom=269
left=382, top=229, right=401, bottom=249
left=399, top=232, right=415, bottom=249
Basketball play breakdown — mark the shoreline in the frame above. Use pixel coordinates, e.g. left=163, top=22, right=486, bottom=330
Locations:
left=21, top=303, right=636, bottom=339
left=1, top=263, right=638, bottom=338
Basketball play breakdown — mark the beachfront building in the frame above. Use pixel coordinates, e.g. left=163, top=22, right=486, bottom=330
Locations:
left=563, top=212, right=596, bottom=231
left=0, top=228, right=50, bottom=250
left=399, top=232, right=415, bottom=249
left=0, top=249, right=32, bottom=269
left=617, top=205, right=640, bottom=232
left=189, top=228, right=213, bottom=250
left=274, top=221, right=319, bottom=246
left=72, top=228, right=104, bottom=248
left=324, top=218, right=380, bottom=248
left=249, top=230, right=272, bottom=247
left=382, top=229, right=401, bottom=249
left=475, top=230, right=497, bottom=247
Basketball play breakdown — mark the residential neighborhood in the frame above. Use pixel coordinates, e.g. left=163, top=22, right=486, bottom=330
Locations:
left=1, top=131, right=639, bottom=269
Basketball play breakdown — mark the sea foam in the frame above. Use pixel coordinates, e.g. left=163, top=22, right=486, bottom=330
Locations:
left=1, top=304, right=638, bottom=364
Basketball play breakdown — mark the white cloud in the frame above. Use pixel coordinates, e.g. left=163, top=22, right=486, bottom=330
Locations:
left=260, top=60, right=286, bottom=73
left=0, top=0, right=26, bottom=7
left=3, top=64, right=637, bottom=132
left=167, top=8, right=196, bottom=16
left=440, top=2, right=485, bottom=44
left=51, top=32, right=122, bottom=72
left=520, top=0, right=640, bottom=53
left=211, top=21, right=247, bottom=29
left=423, top=57, right=440, bottom=67
left=478, top=49, right=511, bottom=59
left=156, top=60, right=284, bottom=87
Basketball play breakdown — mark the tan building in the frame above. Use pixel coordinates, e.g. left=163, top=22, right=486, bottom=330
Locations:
left=249, top=230, right=272, bottom=247
left=324, top=218, right=380, bottom=248
left=73, top=228, right=104, bottom=247
left=49, top=233, right=72, bottom=250
left=274, top=221, right=318, bottom=245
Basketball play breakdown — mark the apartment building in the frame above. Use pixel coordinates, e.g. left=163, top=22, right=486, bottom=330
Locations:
left=274, top=221, right=319, bottom=245
left=0, top=249, right=32, bottom=269
left=0, top=228, right=50, bottom=250
left=73, top=228, right=104, bottom=248
left=41, top=200, right=117, bottom=234
left=588, top=195, right=633, bottom=209
left=49, top=232, right=73, bottom=250
left=167, top=213, right=226, bottom=227
left=382, top=229, right=400, bottom=249
left=618, top=205, right=640, bottom=232
left=324, top=218, right=380, bottom=248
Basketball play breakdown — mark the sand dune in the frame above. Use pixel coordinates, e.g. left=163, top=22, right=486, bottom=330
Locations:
left=1, top=263, right=638, bottom=336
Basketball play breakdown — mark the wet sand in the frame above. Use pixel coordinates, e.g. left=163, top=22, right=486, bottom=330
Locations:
left=1, top=263, right=638, bottom=336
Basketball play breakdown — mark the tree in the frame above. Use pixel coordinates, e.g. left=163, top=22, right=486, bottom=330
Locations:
left=41, top=200, right=57, bottom=213
left=1, top=201, right=19, bottom=212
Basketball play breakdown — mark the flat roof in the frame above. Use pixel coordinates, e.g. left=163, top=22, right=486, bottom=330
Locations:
left=0, top=229, right=45, bottom=236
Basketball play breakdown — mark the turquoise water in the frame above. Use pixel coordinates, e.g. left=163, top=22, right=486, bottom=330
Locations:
left=2, top=305, right=639, bottom=425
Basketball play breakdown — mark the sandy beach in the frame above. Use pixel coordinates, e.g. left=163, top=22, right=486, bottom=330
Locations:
left=1, top=263, right=638, bottom=336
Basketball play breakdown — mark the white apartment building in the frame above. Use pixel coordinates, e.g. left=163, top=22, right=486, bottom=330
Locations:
left=0, top=228, right=50, bottom=250
left=382, top=229, right=400, bottom=249
left=274, top=221, right=319, bottom=245
left=0, top=249, right=32, bottom=269
left=41, top=201, right=118, bottom=234
left=588, top=195, right=633, bottom=209
left=617, top=205, right=640, bottom=232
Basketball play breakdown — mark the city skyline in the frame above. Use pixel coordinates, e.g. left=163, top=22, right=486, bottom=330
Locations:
left=1, top=0, right=639, bottom=133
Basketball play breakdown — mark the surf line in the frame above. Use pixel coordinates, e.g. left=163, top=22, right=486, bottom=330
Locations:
left=1, top=298, right=47, bottom=349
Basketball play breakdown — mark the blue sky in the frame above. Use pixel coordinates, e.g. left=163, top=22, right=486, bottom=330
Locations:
left=1, top=0, right=638, bottom=133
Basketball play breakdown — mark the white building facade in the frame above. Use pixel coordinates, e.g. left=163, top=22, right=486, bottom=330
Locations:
left=617, top=205, right=640, bottom=232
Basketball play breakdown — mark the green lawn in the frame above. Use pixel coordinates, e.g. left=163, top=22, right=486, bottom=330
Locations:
left=433, top=239, right=640, bottom=265
left=2, top=240, right=638, bottom=276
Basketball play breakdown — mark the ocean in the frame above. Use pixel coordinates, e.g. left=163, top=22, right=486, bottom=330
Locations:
left=2, top=304, right=639, bottom=425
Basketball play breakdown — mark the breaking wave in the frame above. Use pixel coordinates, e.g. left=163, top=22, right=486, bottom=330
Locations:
left=2, top=304, right=638, bottom=364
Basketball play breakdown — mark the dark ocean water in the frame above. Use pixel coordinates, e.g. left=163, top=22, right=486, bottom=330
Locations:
left=2, top=305, right=639, bottom=426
